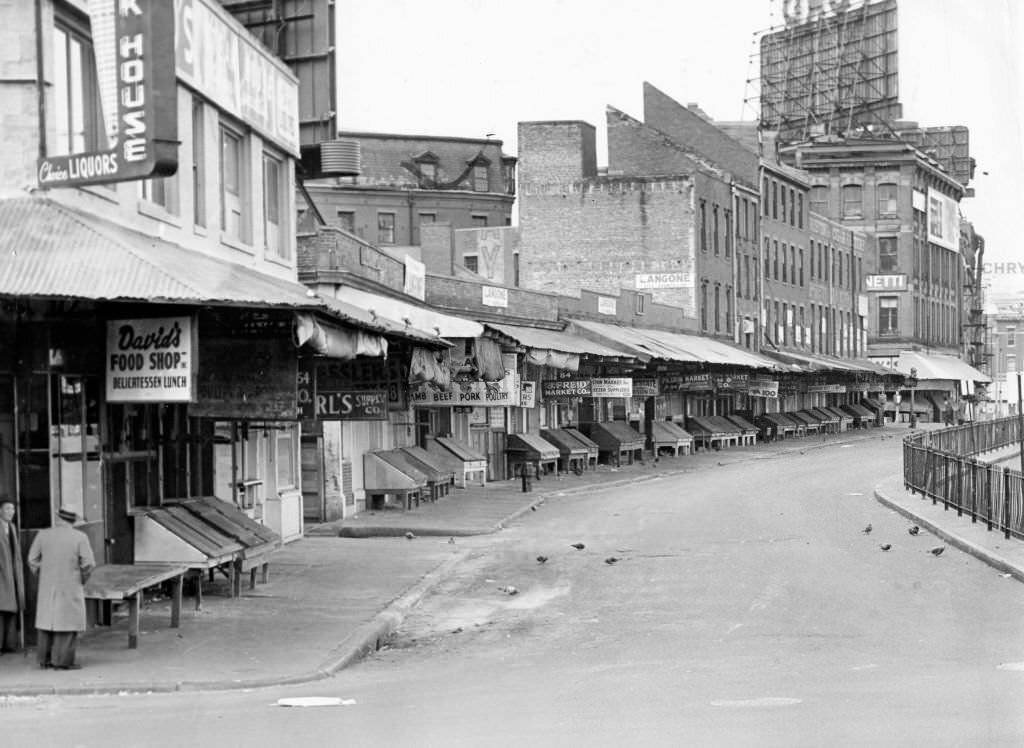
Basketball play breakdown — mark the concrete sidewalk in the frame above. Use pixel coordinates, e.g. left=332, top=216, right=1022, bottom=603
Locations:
left=0, top=424, right=915, bottom=697
left=874, top=474, right=1024, bottom=583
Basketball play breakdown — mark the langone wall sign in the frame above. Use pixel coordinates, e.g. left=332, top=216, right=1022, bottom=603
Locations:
left=37, top=0, right=178, bottom=187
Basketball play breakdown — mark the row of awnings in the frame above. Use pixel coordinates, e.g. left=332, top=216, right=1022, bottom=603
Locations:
left=0, top=196, right=991, bottom=384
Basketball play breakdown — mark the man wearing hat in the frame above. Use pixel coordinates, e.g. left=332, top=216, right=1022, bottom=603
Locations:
left=27, top=507, right=95, bottom=670
left=0, top=498, right=25, bottom=653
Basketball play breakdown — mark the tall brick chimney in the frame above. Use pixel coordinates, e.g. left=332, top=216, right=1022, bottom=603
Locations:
left=517, top=120, right=597, bottom=186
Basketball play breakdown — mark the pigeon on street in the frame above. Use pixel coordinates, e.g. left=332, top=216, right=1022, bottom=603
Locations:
left=862, top=524, right=873, bottom=534
left=405, top=532, right=415, bottom=540
left=604, top=557, right=620, bottom=565
left=448, top=537, right=455, bottom=544
left=908, top=526, right=920, bottom=536
left=536, top=555, right=548, bottom=564
left=570, top=543, right=585, bottom=550
left=880, top=544, right=892, bottom=551
left=929, top=546, right=945, bottom=556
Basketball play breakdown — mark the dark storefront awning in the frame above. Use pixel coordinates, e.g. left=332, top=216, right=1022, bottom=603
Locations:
left=567, top=318, right=783, bottom=371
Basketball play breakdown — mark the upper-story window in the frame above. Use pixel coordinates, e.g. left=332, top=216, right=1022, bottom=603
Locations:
left=762, top=177, right=770, bottom=216
left=796, top=193, right=804, bottom=228
left=724, top=209, right=732, bottom=257
left=220, top=123, right=249, bottom=243
left=419, top=162, right=436, bottom=184
left=140, top=176, right=178, bottom=214
left=473, top=165, right=489, bottom=192
left=263, top=150, right=287, bottom=259
left=636, top=294, right=646, bottom=315
left=377, top=212, right=396, bottom=244
left=471, top=214, right=488, bottom=227
left=713, top=205, right=720, bottom=255
left=1008, top=326, right=1016, bottom=348
left=841, top=184, right=863, bottom=218
left=809, top=185, right=828, bottom=215
left=878, top=236, right=898, bottom=272
left=877, top=183, right=898, bottom=217
left=780, top=186, right=786, bottom=224
left=772, top=181, right=779, bottom=220
left=52, top=13, right=103, bottom=156
left=788, top=188, right=796, bottom=225
left=700, top=201, right=707, bottom=252
left=192, top=97, right=206, bottom=228
left=879, top=296, right=899, bottom=336
left=463, top=254, right=479, bottom=273
left=336, top=210, right=355, bottom=233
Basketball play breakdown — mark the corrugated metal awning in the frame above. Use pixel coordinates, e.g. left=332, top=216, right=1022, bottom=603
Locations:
left=0, top=196, right=448, bottom=347
left=485, top=322, right=634, bottom=358
left=567, top=319, right=782, bottom=370
left=333, top=285, right=483, bottom=339
left=895, top=351, right=991, bottom=383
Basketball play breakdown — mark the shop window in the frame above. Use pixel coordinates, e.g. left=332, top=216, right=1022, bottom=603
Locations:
left=879, top=296, right=899, bottom=336
left=276, top=428, right=297, bottom=489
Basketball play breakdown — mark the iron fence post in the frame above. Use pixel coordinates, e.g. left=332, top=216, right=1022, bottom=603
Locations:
left=1004, top=467, right=1012, bottom=540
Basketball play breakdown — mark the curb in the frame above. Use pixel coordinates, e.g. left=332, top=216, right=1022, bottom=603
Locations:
left=873, top=480, right=1024, bottom=584
left=1, top=551, right=471, bottom=698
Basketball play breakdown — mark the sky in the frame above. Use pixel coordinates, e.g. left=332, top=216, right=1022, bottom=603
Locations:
left=336, top=0, right=1024, bottom=294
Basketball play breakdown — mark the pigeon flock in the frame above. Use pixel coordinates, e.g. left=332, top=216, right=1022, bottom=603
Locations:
left=864, top=522, right=944, bottom=557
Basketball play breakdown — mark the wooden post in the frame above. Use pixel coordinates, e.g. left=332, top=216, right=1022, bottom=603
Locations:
left=128, top=594, right=140, bottom=649
left=171, top=574, right=183, bottom=628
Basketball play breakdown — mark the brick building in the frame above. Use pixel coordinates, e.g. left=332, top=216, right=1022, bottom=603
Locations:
left=301, top=132, right=516, bottom=250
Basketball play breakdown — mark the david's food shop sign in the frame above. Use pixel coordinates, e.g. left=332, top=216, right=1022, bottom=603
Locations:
left=106, top=316, right=194, bottom=402
left=38, top=0, right=178, bottom=187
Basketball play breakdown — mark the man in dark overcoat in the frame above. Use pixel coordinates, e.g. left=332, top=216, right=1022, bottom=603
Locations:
left=27, top=507, right=95, bottom=670
left=0, top=498, right=25, bottom=653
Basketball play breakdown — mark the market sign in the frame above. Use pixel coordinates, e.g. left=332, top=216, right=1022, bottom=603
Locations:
left=297, top=365, right=388, bottom=421
left=631, top=377, right=659, bottom=397
left=411, top=378, right=517, bottom=407
left=590, top=378, right=633, bottom=398
left=106, top=316, right=194, bottom=402
left=865, top=274, right=908, bottom=292
left=807, top=384, right=847, bottom=393
left=38, top=0, right=178, bottom=187
left=520, top=381, right=537, bottom=409
left=541, top=379, right=591, bottom=398
left=635, top=272, right=693, bottom=290
left=747, top=378, right=779, bottom=398
left=175, top=0, right=299, bottom=155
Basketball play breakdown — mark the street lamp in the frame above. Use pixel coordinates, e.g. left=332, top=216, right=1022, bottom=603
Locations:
left=907, top=367, right=919, bottom=429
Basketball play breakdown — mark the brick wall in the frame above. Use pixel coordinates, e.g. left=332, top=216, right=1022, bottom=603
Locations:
left=0, top=2, right=43, bottom=193
left=517, top=121, right=597, bottom=186
left=297, top=227, right=406, bottom=292
left=642, top=82, right=759, bottom=187
left=425, top=275, right=559, bottom=324
left=420, top=223, right=455, bottom=276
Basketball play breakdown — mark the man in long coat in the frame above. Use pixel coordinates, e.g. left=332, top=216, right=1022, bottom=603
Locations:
left=27, top=507, right=95, bottom=670
left=0, top=498, right=25, bottom=653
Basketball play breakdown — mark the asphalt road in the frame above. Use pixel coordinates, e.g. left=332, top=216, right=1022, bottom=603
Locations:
left=6, top=436, right=1024, bottom=747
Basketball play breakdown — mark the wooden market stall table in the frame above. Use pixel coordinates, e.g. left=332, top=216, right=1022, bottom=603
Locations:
left=425, top=436, right=488, bottom=488
left=364, top=449, right=429, bottom=510
left=85, top=562, right=190, bottom=649
left=649, top=421, right=693, bottom=457
left=506, top=433, right=560, bottom=480
left=540, top=428, right=590, bottom=475
left=579, top=422, right=645, bottom=466
left=562, top=428, right=600, bottom=470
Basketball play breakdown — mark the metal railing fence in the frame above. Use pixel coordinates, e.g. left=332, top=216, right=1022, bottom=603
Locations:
left=903, top=417, right=1024, bottom=541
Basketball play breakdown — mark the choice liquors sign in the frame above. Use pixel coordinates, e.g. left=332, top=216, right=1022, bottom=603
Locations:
left=37, top=0, right=178, bottom=187
left=106, top=316, right=194, bottom=402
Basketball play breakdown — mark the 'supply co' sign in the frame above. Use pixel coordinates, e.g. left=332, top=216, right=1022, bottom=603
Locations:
left=106, top=316, right=194, bottom=402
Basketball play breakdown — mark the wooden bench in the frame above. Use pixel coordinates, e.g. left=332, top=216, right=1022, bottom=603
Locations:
left=85, top=563, right=189, bottom=649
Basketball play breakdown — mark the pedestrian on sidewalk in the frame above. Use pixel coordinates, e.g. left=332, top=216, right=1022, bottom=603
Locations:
left=0, top=498, right=25, bottom=654
left=27, top=507, right=95, bottom=670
